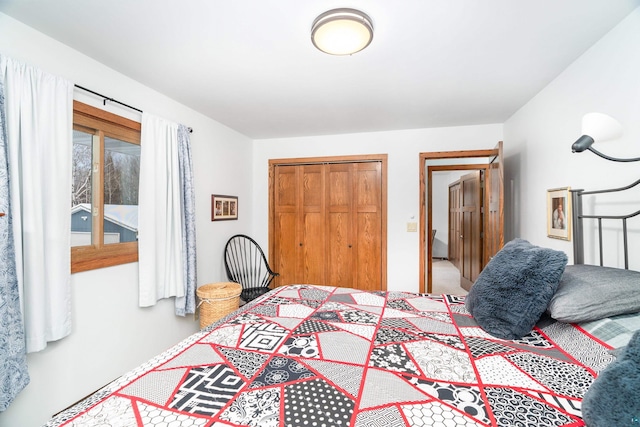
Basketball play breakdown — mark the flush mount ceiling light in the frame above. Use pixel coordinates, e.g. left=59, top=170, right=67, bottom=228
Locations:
left=311, top=8, right=374, bottom=55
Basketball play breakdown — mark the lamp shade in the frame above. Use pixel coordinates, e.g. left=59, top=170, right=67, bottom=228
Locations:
left=581, top=112, right=623, bottom=143
left=311, top=9, right=373, bottom=55
left=571, top=112, right=639, bottom=162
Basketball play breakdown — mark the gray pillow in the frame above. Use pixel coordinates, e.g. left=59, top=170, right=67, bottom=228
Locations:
left=465, top=238, right=567, bottom=340
left=547, top=264, right=640, bottom=323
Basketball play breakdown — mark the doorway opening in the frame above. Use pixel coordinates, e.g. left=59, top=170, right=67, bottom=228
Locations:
left=431, top=167, right=486, bottom=295
left=419, top=142, right=504, bottom=294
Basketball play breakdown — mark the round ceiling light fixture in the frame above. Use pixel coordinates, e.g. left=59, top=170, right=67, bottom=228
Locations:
left=311, top=8, right=374, bottom=55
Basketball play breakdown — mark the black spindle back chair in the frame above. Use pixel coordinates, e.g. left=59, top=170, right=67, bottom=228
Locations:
left=224, top=234, right=279, bottom=303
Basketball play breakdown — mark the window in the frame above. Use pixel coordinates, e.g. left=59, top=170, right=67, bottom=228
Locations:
left=71, top=101, right=141, bottom=273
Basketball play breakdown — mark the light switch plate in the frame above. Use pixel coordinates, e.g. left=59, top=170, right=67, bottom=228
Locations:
left=407, top=222, right=417, bottom=232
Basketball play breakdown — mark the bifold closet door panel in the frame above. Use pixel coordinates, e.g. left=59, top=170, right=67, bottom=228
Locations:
left=326, top=163, right=354, bottom=288
left=273, top=165, right=299, bottom=286
left=273, top=164, right=325, bottom=286
left=300, top=165, right=325, bottom=285
left=354, top=162, right=382, bottom=292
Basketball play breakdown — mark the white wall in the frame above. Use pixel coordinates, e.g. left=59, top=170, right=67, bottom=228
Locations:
left=504, top=7, right=640, bottom=270
left=252, top=124, right=504, bottom=293
left=0, top=13, right=254, bottom=426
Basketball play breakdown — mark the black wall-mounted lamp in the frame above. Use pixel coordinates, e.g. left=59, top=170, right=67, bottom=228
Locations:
left=572, top=112, right=640, bottom=162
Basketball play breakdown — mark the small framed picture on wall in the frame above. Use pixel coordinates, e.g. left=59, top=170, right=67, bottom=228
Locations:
left=211, top=195, right=238, bottom=221
left=547, top=187, right=571, bottom=241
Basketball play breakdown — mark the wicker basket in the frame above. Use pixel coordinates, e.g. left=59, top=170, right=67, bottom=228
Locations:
left=196, top=282, right=242, bottom=329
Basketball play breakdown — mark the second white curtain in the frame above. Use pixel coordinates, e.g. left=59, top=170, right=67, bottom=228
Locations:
left=138, top=113, right=185, bottom=307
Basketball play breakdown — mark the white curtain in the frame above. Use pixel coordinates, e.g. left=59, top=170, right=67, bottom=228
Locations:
left=0, top=55, right=73, bottom=353
left=138, top=113, right=185, bottom=307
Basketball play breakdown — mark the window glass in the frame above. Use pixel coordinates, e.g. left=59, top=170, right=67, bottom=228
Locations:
left=71, top=129, right=93, bottom=247
left=103, top=136, right=140, bottom=244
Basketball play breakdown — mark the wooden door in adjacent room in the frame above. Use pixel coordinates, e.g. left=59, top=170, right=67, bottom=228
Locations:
left=448, top=180, right=461, bottom=269
left=484, top=143, right=504, bottom=265
left=459, top=170, right=483, bottom=291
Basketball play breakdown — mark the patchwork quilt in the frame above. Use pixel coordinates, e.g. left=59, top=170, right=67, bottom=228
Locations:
left=45, top=285, right=615, bottom=427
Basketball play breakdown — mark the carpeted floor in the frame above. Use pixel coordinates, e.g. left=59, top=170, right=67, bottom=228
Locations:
left=431, top=259, right=468, bottom=295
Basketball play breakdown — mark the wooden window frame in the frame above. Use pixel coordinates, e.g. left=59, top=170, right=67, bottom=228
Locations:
left=71, top=101, right=141, bottom=273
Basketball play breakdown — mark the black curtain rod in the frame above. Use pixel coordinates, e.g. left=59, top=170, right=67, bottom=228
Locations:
left=74, top=84, right=193, bottom=133
left=75, top=84, right=142, bottom=112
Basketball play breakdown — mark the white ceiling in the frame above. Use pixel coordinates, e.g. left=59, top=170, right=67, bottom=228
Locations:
left=1, top=0, right=638, bottom=139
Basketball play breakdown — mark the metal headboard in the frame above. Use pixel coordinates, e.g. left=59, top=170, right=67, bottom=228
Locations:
left=571, top=178, right=640, bottom=269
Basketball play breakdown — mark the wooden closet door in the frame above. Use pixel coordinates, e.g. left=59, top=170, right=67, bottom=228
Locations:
left=273, top=164, right=325, bottom=286
left=300, top=165, right=325, bottom=285
left=326, top=163, right=354, bottom=287
left=271, top=156, right=386, bottom=291
left=326, top=162, right=382, bottom=291
left=353, top=162, right=382, bottom=291
left=273, top=165, right=299, bottom=286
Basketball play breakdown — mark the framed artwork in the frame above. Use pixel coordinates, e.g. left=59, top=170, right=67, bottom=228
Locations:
left=211, top=195, right=238, bottom=221
left=547, top=187, right=571, bottom=241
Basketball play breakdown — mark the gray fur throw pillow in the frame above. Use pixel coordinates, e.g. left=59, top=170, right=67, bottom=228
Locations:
left=582, top=330, right=640, bottom=427
left=465, top=238, right=567, bottom=340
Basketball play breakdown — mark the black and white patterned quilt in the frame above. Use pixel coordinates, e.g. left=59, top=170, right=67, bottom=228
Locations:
left=45, top=285, right=614, bottom=427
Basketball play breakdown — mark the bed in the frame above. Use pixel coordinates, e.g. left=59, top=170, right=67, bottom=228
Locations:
left=44, top=281, right=636, bottom=427
left=43, top=284, right=599, bottom=427
left=44, top=186, right=640, bottom=427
